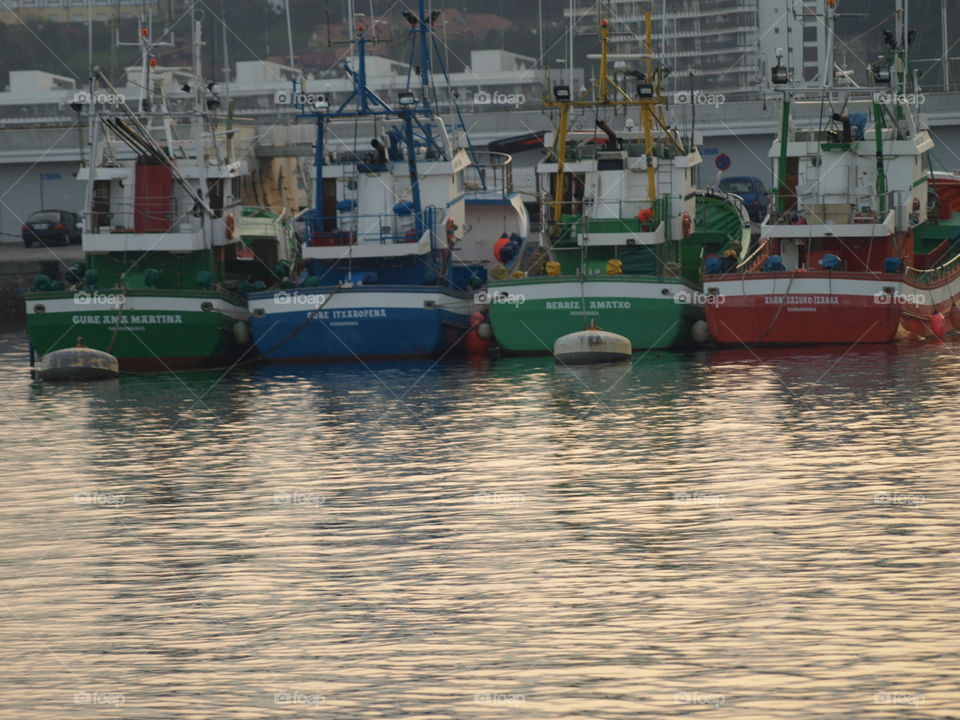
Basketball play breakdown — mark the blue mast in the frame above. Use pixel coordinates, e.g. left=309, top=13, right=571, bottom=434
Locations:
left=302, top=0, right=451, bottom=248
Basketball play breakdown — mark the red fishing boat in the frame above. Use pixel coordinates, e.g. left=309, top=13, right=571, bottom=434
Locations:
left=704, top=0, right=960, bottom=347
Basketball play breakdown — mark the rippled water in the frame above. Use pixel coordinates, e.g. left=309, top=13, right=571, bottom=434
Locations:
left=1, top=328, right=959, bottom=718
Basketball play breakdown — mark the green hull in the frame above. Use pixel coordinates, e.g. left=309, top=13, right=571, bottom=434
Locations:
left=25, top=289, right=249, bottom=370
left=487, top=276, right=702, bottom=353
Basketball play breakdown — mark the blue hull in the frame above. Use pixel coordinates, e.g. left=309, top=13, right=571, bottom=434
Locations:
left=248, top=286, right=472, bottom=363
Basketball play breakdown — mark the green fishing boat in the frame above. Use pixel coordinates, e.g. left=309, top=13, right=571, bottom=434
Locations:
left=487, top=13, right=749, bottom=354
left=25, top=18, right=291, bottom=370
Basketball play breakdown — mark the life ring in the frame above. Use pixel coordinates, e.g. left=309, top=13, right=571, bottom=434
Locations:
left=681, top=212, right=692, bottom=237
left=225, top=213, right=236, bottom=240
left=445, top=217, right=457, bottom=246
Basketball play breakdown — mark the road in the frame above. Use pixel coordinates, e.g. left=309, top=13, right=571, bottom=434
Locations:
left=0, top=242, right=84, bottom=265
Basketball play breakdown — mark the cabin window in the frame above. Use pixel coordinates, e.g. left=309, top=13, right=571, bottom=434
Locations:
left=207, top=179, right=224, bottom=217
left=92, top=180, right=111, bottom=231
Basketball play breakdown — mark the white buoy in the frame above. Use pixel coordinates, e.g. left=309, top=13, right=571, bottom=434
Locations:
left=38, top=339, right=119, bottom=381
left=553, top=323, right=631, bottom=365
left=691, top=319, right=712, bottom=345
left=233, top=320, right=250, bottom=345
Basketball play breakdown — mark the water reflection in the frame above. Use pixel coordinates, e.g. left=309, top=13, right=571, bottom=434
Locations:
left=1, top=332, right=958, bottom=718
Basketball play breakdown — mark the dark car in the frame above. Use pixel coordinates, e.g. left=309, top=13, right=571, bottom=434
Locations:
left=22, top=209, right=82, bottom=247
left=719, top=176, right=769, bottom=222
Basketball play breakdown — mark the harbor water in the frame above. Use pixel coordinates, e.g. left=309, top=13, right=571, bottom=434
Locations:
left=1, top=328, right=958, bottom=718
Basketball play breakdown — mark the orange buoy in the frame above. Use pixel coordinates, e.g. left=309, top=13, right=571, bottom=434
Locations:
left=931, top=311, right=947, bottom=338
left=465, top=328, right=491, bottom=355
left=493, top=233, right=511, bottom=263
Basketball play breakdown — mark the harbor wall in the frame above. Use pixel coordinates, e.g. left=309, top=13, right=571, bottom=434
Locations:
left=0, top=247, right=82, bottom=326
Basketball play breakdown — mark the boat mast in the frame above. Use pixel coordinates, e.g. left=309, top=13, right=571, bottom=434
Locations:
left=547, top=11, right=672, bottom=226
left=191, top=15, right=210, bottom=238
left=642, top=10, right=655, bottom=206
left=305, top=0, right=444, bottom=246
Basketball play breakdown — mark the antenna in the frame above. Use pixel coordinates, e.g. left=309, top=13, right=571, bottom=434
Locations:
left=284, top=0, right=295, bottom=69
left=116, top=14, right=175, bottom=114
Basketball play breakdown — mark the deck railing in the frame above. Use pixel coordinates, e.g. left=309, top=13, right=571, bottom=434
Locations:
left=464, top=151, right=513, bottom=196
left=905, top=251, right=960, bottom=285
left=306, top=208, right=442, bottom=247
left=766, top=191, right=902, bottom=226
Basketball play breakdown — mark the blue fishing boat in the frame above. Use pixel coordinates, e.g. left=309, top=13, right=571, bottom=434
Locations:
left=248, top=2, right=528, bottom=362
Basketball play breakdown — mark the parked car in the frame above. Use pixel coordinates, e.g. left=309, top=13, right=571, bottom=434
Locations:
left=719, top=176, right=769, bottom=222
left=22, top=209, right=82, bottom=247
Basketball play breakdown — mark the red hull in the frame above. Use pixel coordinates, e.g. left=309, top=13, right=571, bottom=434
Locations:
left=707, top=297, right=901, bottom=345
left=704, top=271, right=902, bottom=345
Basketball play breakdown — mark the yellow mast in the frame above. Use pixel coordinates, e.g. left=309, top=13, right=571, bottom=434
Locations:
left=552, top=105, right=571, bottom=225
left=599, top=19, right=609, bottom=104
left=545, top=14, right=671, bottom=227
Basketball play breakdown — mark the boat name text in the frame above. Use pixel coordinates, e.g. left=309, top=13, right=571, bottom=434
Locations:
left=307, top=309, right=388, bottom=320
left=764, top=296, right=839, bottom=305
left=71, top=314, right=184, bottom=324
left=546, top=300, right=631, bottom=310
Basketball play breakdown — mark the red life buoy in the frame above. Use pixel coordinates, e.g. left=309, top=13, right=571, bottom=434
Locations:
left=225, top=212, right=236, bottom=240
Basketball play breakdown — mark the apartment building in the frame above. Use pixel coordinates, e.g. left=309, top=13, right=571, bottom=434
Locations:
left=570, top=0, right=826, bottom=97
left=0, top=0, right=169, bottom=24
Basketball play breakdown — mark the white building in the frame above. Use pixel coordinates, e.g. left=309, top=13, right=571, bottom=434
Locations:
left=0, top=0, right=164, bottom=24
left=569, top=0, right=826, bottom=97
